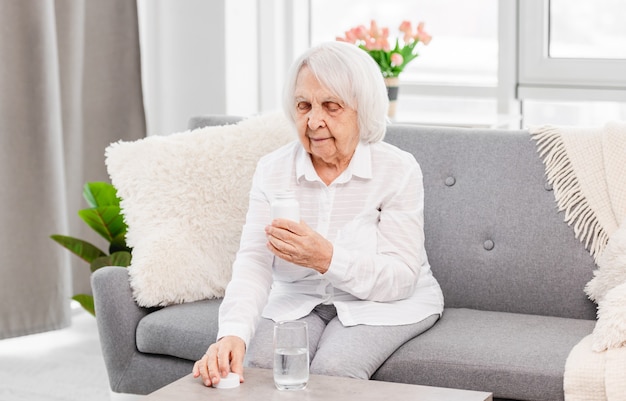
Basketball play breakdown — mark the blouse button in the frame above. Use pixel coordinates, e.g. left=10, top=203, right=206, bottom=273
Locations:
left=445, top=176, right=456, bottom=186
left=483, top=240, right=495, bottom=251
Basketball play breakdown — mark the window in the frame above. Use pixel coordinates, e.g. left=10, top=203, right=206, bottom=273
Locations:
left=304, top=0, right=626, bottom=127
left=311, top=0, right=498, bottom=86
left=518, top=0, right=626, bottom=127
left=549, top=0, right=626, bottom=60
left=310, top=0, right=500, bottom=127
left=518, top=1, right=626, bottom=91
left=523, top=100, right=626, bottom=127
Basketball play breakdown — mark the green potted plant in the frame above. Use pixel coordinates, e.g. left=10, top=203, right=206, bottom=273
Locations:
left=51, top=181, right=132, bottom=315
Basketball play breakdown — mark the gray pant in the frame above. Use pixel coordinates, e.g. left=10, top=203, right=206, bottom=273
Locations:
left=245, top=304, right=439, bottom=379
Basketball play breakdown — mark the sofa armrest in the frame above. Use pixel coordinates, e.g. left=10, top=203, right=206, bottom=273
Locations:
left=91, top=266, right=152, bottom=390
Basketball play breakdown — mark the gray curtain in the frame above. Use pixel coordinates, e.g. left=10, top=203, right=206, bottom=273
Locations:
left=0, top=0, right=145, bottom=339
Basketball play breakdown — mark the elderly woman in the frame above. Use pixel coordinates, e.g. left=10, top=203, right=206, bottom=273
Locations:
left=193, top=41, right=443, bottom=387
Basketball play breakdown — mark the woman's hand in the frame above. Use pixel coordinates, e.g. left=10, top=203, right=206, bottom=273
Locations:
left=265, top=219, right=333, bottom=273
left=192, top=336, right=245, bottom=387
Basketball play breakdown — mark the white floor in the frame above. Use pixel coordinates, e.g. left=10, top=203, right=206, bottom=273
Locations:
left=0, top=304, right=113, bottom=401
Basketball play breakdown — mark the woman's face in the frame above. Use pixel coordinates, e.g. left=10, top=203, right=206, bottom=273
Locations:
left=293, top=66, right=360, bottom=169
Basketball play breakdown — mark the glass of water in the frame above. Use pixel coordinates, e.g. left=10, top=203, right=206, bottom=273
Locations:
left=273, top=320, right=309, bottom=390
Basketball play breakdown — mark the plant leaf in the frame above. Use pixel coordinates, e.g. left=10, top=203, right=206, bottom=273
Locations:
left=109, top=232, right=132, bottom=254
left=90, top=251, right=132, bottom=272
left=78, top=206, right=127, bottom=242
left=72, top=294, right=95, bottom=316
left=83, top=182, right=121, bottom=208
left=50, top=234, right=107, bottom=263
left=109, top=251, right=132, bottom=267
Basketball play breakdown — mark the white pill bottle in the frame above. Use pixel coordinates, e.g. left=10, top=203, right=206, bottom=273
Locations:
left=270, top=191, right=300, bottom=222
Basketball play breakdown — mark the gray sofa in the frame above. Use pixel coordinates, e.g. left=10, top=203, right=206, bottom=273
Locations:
left=92, top=115, right=597, bottom=400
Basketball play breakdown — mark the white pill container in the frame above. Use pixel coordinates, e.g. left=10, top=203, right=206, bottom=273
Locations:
left=212, top=372, right=240, bottom=389
left=271, top=191, right=300, bottom=222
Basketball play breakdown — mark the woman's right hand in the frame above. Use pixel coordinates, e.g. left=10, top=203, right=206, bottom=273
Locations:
left=192, top=335, right=246, bottom=387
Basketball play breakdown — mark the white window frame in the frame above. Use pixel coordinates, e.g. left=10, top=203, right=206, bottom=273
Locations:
left=266, top=0, right=626, bottom=126
left=397, top=0, right=521, bottom=127
left=518, top=0, right=626, bottom=102
left=300, top=0, right=520, bottom=128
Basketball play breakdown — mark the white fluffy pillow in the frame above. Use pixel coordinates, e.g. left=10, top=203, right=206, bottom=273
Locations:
left=105, top=112, right=294, bottom=307
left=585, top=220, right=626, bottom=305
left=585, top=220, right=626, bottom=351
left=592, top=281, right=626, bottom=351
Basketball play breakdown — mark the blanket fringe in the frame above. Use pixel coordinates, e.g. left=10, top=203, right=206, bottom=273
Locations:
left=531, top=127, right=609, bottom=261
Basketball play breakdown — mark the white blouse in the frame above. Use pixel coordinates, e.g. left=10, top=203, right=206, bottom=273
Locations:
left=216, top=140, right=444, bottom=346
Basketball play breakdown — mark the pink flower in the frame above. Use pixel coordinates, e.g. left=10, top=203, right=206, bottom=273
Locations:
left=365, top=37, right=384, bottom=51
left=369, top=20, right=380, bottom=38
left=335, top=25, right=370, bottom=45
left=344, top=29, right=358, bottom=43
left=355, top=25, right=369, bottom=41
left=416, top=22, right=432, bottom=45
left=381, top=38, right=391, bottom=52
left=363, top=39, right=376, bottom=51
left=399, top=21, right=413, bottom=43
left=390, top=52, right=404, bottom=67
left=399, top=21, right=412, bottom=33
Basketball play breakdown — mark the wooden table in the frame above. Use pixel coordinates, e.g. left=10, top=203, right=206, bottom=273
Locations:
left=145, top=368, right=493, bottom=401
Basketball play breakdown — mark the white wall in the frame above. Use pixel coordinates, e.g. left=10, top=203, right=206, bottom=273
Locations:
left=257, top=1, right=310, bottom=113
left=138, top=0, right=260, bottom=136
left=225, top=1, right=259, bottom=114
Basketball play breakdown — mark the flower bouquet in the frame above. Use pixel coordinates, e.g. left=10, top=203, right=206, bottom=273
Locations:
left=336, top=20, right=432, bottom=78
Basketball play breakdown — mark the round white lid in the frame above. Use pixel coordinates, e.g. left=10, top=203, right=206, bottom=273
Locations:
left=212, top=372, right=240, bottom=389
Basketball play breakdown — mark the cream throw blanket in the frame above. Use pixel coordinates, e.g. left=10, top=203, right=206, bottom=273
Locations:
left=530, top=121, right=626, bottom=401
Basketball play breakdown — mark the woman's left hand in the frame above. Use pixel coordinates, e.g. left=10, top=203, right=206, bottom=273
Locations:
left=265, top=219, right=333, bottom=273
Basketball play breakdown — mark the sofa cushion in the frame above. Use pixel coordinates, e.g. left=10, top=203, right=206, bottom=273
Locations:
left=372, top=308, right=595, bottom=401
left=105, top=112, right=294, bottom=307
left=136, top=299, right=223, bottom=361
left=384, top=125, right=598, bottom=321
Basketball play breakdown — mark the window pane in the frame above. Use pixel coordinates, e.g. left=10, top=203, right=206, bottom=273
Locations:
left=310, top=0, right=498, bottom=85
left=549, top=0, right=626, bottom=59
left=396, top=95, right=499, bottom=128
left=522, top=100, right=626, bottom=127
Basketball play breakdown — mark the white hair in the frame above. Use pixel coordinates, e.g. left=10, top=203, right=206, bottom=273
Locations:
left=282, top=41, right=389, bottom=143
